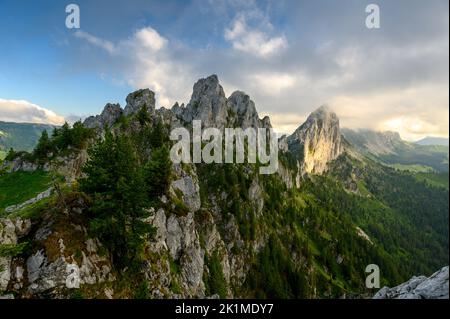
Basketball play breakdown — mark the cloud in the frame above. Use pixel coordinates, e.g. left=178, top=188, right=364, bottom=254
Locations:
left=247, top=72, right=299, bottom=95
left=74, top=30, right=117, bottom=54
left=0, top=98, right=66, bottom=125
left=329, top=84, right=449, bottom=141
left=70, top=0, right=448, bottom=141
left=74, top=27, right=193, bottom=108
left=133, top=27, right=168, bottom=51
left=224, top=15, right=287, bottom=57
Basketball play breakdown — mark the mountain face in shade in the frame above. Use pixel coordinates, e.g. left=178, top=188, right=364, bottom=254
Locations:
left=341, top=128, right=403, bottom=156
left=342, top=128, right=449, bottom=172
left=0, top=121, right=56, bottom=152
left=415, top=137, right=449, bottom=146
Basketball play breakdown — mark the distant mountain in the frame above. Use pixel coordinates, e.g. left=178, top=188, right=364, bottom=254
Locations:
left=416, top=136, right=449, bottom=146
left=0, top=121, right=56, bottom=152
left=0, top=76, right=448, bottom=299
left=342, top=128, right=449, bottom=172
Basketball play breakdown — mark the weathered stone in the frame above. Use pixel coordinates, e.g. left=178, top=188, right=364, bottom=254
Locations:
left=124, top=88, right=155, bottom=116
left=171, top=175, right=201, bottom=213
left=83, top=103, right=123, bottom=129
left=374, top=266, right=449, bottom=299
left=166, top=215, right=183, bottom=260
left=227, top=91, right=270, bottom=129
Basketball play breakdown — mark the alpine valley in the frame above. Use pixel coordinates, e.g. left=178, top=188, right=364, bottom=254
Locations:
left=0, top=75, right=448, bottom=299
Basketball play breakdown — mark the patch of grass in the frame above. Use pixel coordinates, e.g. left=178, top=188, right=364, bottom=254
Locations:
left=388, top=163, right=435, bottom=173
left=8, top=195, right=53, bottom=220
left=169, top=257, right=182, bottom=275
left=415, top=172, right=449, bottom=190
left=0, top=170, right=53, bottom=212
left=0, top=150, right=6, bottom=160
left=0, top=242, right=28, bottom=257
left=204, top=251, right=227, bottom=298
left=170, top=278, right=182, bottom=294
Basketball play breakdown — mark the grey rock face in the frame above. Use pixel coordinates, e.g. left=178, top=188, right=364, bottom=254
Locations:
left=0, top=218, right=31, bottom=291
left=171, top=176, right=201, bottom=213
left=124, top=88, right=156, bottom=116
left=373, top=266, right=449, bottom=299
left=182, top=74, right=228, bottom=129
left=83, top=103, right=123, bottom=129
left=2, top=155, right=48, bottom=173
left=52, top=148, right=88, bottom=183
left=227, top=91, right=270, bottom=129
left=25, top=239, right=114, bottom=295
left=288, top=105, right=343, bottom=175
left=172, top=75, right=269, bottom=131
left=248, top=178, right=264, bottom=216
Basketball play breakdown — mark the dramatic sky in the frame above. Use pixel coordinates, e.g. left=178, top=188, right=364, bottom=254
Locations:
left=0, top=0, right=448, bottom=140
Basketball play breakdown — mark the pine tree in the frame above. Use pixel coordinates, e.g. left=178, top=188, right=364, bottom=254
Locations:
left=5, top=148, right=16, bottom=161
left=33, top=130, right=52, bottom=162
left=143, top=145, right=171, bottom=198
left=80, top=131, right=154, bottom=269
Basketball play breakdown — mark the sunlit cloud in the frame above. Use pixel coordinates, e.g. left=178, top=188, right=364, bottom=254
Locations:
left=224, top=15, right=287, bottom=58
left=0, top=98, right=65, bottom=125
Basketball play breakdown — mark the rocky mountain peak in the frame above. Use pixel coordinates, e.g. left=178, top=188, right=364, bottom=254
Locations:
left=227, top=90, right=271, bottom=129
left=173, top=75, right=269, bottom=130
left=288, top=105, right=343, bottom=174
left=190, top=74, right=224, bottom=102
left=83, top=103, right=123, bottom=129
left=306, top=105, right=339, bottom=125
left=179, top=74, right=228, bottom=128
left=124, top=88, right=155, bottom=116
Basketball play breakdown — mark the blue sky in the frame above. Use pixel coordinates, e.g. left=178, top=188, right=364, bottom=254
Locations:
left=0, top=0, right=448, bottom=140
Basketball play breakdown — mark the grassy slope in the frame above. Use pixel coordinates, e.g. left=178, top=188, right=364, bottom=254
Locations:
left=388, top=163, right=434, bottom=173
left=0, top=121, right=55, bottom=152
left=0, top=170, right=53, bottom=212
left=414, top=172, right=449, bottom=190
left=379, top=143, right=449, bottom=173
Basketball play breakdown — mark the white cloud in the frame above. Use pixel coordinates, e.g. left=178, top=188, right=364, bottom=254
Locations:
left=74, top=30, right=117, bottom=55
left=0, top=98, right=66, bottom=125
left=71, top=3, right=448, bottom=142
left=224, top=15, right=287, bottom=58
left=133, top=27, right=168, bottom=51
left=75, top=27, right=193, bottom=108
left=329, top=84, right=449, bottom=141
left=247, top=72, right=299, bottom=95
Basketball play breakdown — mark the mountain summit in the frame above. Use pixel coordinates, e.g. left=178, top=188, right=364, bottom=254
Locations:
left=172, top=74, right=270, bottom=130
left=287, top=105, right=343, bottom=174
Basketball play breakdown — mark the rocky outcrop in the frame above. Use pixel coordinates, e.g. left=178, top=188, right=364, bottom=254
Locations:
left=25, top=238, right=114, bottom=296
left=0, top=218, right=32, bottom=291
left=373, top=266, right=449, bottom=299
left=175, top=75, right=229, bottom=129
left=1, top=154, right=49, bottom=173
left=83, top=103, right=123, bottom=129
left=124, top=89, right=156, bottom=116
left=171, top=75, right=269, bottom=130
left=287, top=105, right=343, bottom=175
left=227, top=91, right=271, bottom=129
left=170, top=164, right=201, bottom=213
